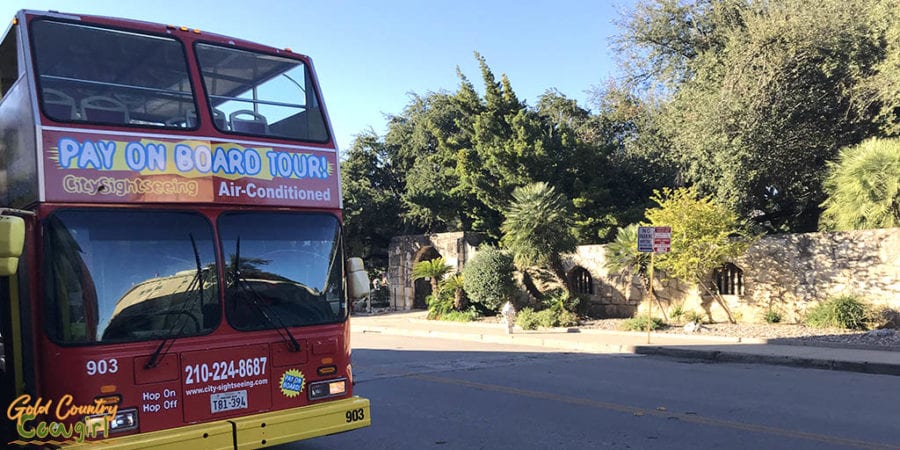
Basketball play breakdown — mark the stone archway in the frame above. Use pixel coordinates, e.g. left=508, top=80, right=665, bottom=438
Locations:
left=412, top=246, right=442, bottom=309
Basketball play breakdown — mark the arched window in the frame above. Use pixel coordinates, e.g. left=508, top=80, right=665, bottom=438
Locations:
left=570, top=266, right=594, bottom=295
left=714, top=263, right=743, bottom=295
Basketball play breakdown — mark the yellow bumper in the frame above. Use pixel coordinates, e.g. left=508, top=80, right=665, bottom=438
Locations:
left=56, top=396, right=370, bottom=450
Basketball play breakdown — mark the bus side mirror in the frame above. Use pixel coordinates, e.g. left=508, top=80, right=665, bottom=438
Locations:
left=346, top=257, right=370, bottom=301
left=0, top=215, right=25, bottom=276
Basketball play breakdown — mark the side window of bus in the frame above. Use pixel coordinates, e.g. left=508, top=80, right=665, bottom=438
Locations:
left=0, top=23, right=19, bottom=97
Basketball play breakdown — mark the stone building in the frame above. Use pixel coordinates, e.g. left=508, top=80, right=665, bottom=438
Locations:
left=386, top=228, right=900, bottom=323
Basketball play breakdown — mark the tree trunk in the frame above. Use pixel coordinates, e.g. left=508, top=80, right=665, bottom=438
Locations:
left=698, top=280, right=736, bottom=324
left=520, top=270, right=543, bottom=303
left=650, top=286, right=669, bottom=322
left=550, top=258, right=575, bottom=299
left=430, top=279, right=440, bottom=303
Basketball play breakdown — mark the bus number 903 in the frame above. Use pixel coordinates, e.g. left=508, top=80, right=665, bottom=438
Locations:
left=346, top=408, right=365, bottom=423
left=86, top=358, right=119, bottom=376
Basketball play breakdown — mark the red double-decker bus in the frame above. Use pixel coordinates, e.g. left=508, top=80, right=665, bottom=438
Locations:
left=0, top=9, right=371, bottom=448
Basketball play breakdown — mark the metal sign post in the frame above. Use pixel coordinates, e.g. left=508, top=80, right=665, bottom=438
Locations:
left=637, top=226, right=671, bottom=344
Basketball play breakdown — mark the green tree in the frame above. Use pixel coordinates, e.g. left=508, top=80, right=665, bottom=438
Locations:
left=644, top=186, right=757, bottom=323
left=440, top=273, right=466, bottom=310
left=341, top=130, right=413, bottom=269
left=853, top=0, right=900, bottom=135
left=500, top=182, right=577, bottom=296
left=462, top=247, right=517, bottom=312
left=384, top=88, right=484, bottom=233
left=614, top=0, right=892, bottom=232
left=820, top=138, right=900, bottom=230
left=411, top=257, right=453, bottom=302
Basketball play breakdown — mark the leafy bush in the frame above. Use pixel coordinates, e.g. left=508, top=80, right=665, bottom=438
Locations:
left=544, top=290, right=579, bottom=327
left=804, top=295, right=868, bottom=330
left=515, top=308, right=541, bottom=330
left=370, top=285, right=390, bottom=308
left=425, top=293, right=454, bottom=320
left=669, top=303, right=686, bottom=324
left=514, top=306, right=578, bottom=330
left=764, top=309, right=782, bottom=324
left=621, top=315, right=666, bottom=332
left=684, top=311, right=704, bottom=324
left=462, top=247, right=518, bottom=312
left=427, top=292, right=481, bottom=321
left=440, top=308, right=481, bottom=322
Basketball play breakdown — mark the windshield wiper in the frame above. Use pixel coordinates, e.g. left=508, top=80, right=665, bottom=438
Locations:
left=231, top=237, right=301, bottom=352
left=146, top=234, right=205, bottom=369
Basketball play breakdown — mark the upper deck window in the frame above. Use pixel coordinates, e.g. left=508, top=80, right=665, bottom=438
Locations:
left=31, top=20, right=196, bottom=128
left=196, top=43, right=329, bottom=143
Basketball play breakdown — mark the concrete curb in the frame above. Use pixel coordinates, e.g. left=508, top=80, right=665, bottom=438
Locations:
left=358, top=326, right=639, bottom=353
left=633, top=346, right=900, bottom=376
left=355, top=324, right=900, bottom=376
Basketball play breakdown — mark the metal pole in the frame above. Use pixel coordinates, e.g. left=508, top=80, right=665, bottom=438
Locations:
left=647, top=252, right=654, bottom=344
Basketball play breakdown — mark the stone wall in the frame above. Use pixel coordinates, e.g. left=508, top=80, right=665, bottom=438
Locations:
left=733, top=227, right=900, bottom=322
left=387, top=228, right=900, bottom=323
left=387, top=232, right=484, bottom=310
left=566, top=228, right=900, bottom=323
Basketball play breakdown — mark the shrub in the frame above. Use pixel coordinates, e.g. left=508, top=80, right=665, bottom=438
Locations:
left=426, top=293, right=454, bottom=320
left=669, top=303, right=686, bottom=324
left=804, top=295, right=868, bottom=330
left=516, top=308, right=541, bottom=330
left=440, top=308, right=481, bottom=322
left=621, top=315, right=666, bottom=332
left=764, top=309, right=782, bottom=324
left=370, top=284, right=390, bottom=308
left=462, top=247, right=518, bottom=312
left=544, top=290, right=579, bottom=327
left=514, top=306, right=578, bottom=330
left=684, top=311, right=704, bottom=324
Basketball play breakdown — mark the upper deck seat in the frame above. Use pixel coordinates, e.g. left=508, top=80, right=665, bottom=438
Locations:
left=165, top=110, right=198, bottom=128
left=42, top=88, right=78, bottom=121
left=213, top=108, right=228, bottom=130
left=80, top=96, right=130, bottom=124
left=230, top=110, right=268, bottom=134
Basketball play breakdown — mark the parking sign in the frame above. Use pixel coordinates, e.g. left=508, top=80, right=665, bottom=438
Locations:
left=638, top=226, right=671, bottom=253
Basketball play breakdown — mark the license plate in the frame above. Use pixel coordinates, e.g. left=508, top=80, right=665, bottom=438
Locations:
left=210, top=390, right=248, bottom=414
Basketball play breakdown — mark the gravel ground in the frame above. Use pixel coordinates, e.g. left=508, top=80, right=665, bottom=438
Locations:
left=579, top=318, right=900, bottom=350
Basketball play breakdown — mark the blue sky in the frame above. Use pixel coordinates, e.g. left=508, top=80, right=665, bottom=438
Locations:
left=3, top=1, right=632, bottom=152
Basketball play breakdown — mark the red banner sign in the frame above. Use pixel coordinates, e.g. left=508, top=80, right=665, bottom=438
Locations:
left=41, top=129, right=340, bottom=208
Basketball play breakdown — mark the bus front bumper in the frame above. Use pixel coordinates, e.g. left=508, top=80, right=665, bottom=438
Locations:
left=54, top=396, right=370, bottom=449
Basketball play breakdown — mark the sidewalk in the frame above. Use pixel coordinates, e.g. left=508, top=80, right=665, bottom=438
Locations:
left=351, top=311, right=900, bottom=376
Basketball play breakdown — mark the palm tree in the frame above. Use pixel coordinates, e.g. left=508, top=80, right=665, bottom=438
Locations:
left=411, top=257, right=452, bottom=301
left=500, top=182, right=577, bottom=296
left=604, top=224, right=651, bottom=290
left=441, top=273, right=466, bottom=310
left=820, top=138, right=900, bottom=230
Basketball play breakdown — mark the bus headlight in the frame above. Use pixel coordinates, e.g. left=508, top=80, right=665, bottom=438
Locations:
left=87, top=407, right=139, bottom=434
left=308, top=378, right=347, bottom=400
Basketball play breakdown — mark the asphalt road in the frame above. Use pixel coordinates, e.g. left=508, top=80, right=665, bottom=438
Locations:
left=278, top=332, right=900, bottom=450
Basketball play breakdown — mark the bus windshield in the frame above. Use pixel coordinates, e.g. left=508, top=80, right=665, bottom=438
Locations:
left=42, top=210, right=219, bottom=345
left=218, top=212, right=346, bottom=330
left=31, top=19, right=196, bottom=128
